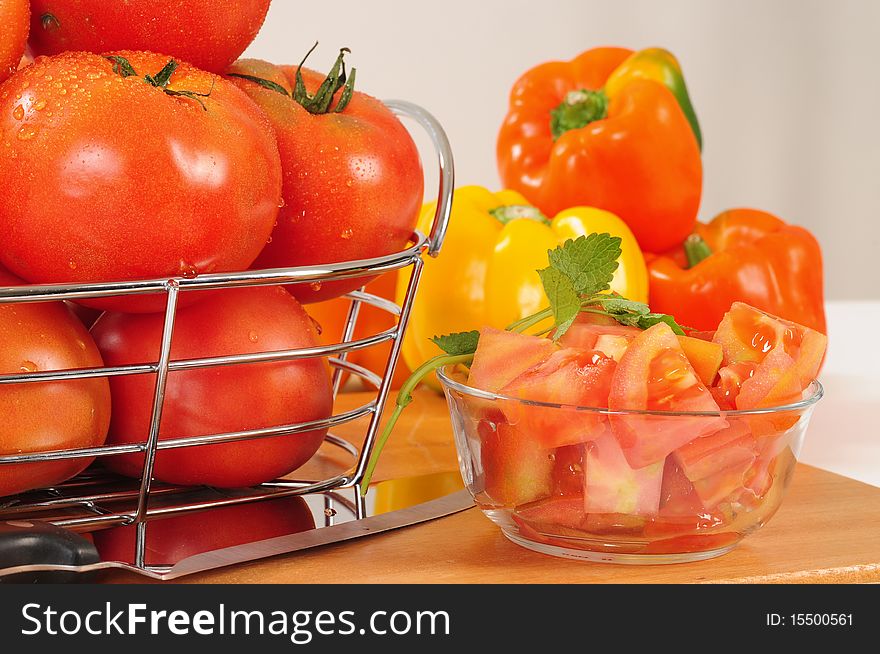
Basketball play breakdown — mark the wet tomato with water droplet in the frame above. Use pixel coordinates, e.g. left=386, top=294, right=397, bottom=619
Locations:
left=0, top=0, right=28, bottom=84
left=91, top=286, right=333, bottom=487
left=0, top=51, right=282, bottom=312
left=28, top=0, right=270, bottom=74
left=226, top=57, right=423, bottom=303
left=0, top=268, right=111, bottom=496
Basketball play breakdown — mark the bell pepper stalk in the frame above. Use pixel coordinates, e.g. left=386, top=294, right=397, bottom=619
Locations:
left=497, top=46, right=702, bottom=253
left=395, top=186, right=648, bottom=386
left=646, top=208, right=826, bottom=334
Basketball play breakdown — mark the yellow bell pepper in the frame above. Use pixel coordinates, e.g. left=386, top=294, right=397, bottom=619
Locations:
left=397, top=185, right=648, bottom=375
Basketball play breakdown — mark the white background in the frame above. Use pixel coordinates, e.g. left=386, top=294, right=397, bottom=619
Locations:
left=245, top=0, right=879, bottom=301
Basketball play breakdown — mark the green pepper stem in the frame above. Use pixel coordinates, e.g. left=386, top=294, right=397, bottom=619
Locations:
left=550, top=88, right=608, bottom=140
left=684, top=233, right=713, bottom=268
left=489, top=205, right=550, bottom=226
left=359, top=353, right=474, bottom=494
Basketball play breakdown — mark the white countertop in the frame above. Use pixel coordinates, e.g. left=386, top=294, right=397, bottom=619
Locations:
left=798, top=301, right=880, bottom=487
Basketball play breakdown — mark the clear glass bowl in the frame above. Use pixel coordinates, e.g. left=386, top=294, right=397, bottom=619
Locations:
left=437, top=366, right=823, bottom=564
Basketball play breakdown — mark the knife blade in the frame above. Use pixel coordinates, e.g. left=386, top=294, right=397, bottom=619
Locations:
left=0, top=473, right=474, bottom=581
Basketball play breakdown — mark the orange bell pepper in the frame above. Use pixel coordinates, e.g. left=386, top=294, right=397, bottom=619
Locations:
left=646, top=208, right=826, bottom=334
left=497, top=46, right=702, bottom=253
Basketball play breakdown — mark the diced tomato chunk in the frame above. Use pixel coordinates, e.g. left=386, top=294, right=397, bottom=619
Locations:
left=501, top=348, right=615, bottom=448
left=468, top=327, right=557, bottom=393
left=676, top=335, right=723, bottom=386
left=675, top=420, right=756, bottom=482
left=609, top=322, right=728, bottom=468
left=712, top=302, right=826, bottom=409
left=479, top=419, right=553, bottom=507
left=551, top=444, right=585, bottom=497
left=584, top=431, right=664, bottom=516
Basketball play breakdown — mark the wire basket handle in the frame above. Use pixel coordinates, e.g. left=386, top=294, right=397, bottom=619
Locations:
left=384, top=100, right=454, bottom=257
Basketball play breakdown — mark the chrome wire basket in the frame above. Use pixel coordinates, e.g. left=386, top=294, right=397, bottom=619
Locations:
left=0, top=100, right=454, bottom=575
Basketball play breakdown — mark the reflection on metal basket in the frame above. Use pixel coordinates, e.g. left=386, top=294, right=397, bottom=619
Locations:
left=0, top=100, right=454, bottom=572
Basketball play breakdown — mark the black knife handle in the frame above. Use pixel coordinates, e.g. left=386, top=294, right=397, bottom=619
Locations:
left=0, top=520, right=100, bottom=583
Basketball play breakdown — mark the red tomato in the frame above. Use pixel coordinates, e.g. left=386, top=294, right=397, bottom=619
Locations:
left=0, top=0, right=28, bottom=83
left=0, top=269, right=110, bottom=496
left=28, top=0, right=270, bottom=73
left=0, top=51, right=282, bottom=313
left=467, top=327, right=557, bottom=393
left=94, top=496, right=315, bottom=566
left=501, top=348, right=616, bottom=448
left=226, top=55, right=424, bottom=303
left=90, top=286, right=333, bottom=488
left=609, top=322, right=727, bottom=468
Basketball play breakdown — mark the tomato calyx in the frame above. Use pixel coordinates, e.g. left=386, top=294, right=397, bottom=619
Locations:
left=226, top=72, right=292, bottom=97
left=105, top=56, right=215, bottom=110
left=41, top=12, right=61, bottom=31
left=550, top=88, right=608, bottom=140
left=292, top=42, right=356, bottom=114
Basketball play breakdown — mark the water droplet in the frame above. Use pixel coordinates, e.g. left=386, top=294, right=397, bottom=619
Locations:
left=58, top=88, right=67, bottom=95
left=12, top=105, right=24, bottom=120
left=17, top=124, right=38, bottom=141
left=177, top=260, right=198, bottom=279
left=76, top=340, right=86, bottom=350
left=309, top=281, right=322, bottom=292
left=44, top=75, right=53, bottom=82
left=68, top=259, right=77, bottom=269
left=248, top=330, right=259, bottom=343
left=19, top=361, right=38, bottom=373
left=33, top=100, right=47, bottom=111
left=265, top=235, right=273, bottom=244
left=277, top=197, right=286, bottom=208
left=340, top=228, right=353, bottom=240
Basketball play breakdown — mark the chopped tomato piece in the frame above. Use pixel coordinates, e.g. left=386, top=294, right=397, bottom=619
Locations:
left=501, top=349, right=615, bottom=448
left=584, top=431, right=664, bottom=516
left=551, top=444, right=585, bottom=497
left=674, top=420, right=756, bottom=482
left=712, top=302, right=826, bottom=409
left=676, top=335, right=723, bottom=386
left=609, top=322, right=728, bottom=468
left=468, top=327, right=557, bottom=393
left=479, top=419, right=553, bottom=506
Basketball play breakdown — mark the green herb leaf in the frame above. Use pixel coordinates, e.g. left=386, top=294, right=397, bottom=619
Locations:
left=547, top=233, right=622, bottom=296
left=105, top=55, right=138, bottom=78
left=538, top=267, right=580, bottom=340
left=592, top=296, right=650, bottom=316
left=431, top=330, right=480, bottom=356
left=637, top=313, right=687, bottom=335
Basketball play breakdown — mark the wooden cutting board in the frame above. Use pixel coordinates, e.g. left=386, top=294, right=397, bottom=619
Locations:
left=100, top=389, right=880, bottom=584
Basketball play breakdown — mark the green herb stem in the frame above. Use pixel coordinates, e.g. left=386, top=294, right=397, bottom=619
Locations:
left=506, top=307, right=553, bottom=333
left=359, top=353, right=474, bottom=494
